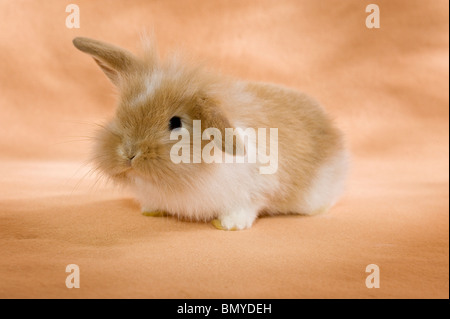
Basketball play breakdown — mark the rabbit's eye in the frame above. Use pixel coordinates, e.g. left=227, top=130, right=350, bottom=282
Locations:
left=169, top=116, right=182, bottom=130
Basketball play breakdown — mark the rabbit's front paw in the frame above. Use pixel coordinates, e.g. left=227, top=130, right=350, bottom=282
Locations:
left=213, top=209, right=257, bottom=231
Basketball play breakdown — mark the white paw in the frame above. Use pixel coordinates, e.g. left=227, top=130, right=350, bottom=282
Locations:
left=218, top=209, right=257, bottom=230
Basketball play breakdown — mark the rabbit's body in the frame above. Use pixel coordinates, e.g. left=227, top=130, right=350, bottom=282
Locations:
left=73, top=37, right=348, bottom=230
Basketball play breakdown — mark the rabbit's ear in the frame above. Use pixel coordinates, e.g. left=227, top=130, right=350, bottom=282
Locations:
left=73, top=37, right=140, bottom=86
left=196, top=96, right=245, bottom=156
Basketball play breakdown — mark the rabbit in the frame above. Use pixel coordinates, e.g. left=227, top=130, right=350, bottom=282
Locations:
left=73, top=36, right=348, bottom=230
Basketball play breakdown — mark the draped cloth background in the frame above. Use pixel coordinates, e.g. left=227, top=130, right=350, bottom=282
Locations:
left=0, top=0, right=448, bottom=298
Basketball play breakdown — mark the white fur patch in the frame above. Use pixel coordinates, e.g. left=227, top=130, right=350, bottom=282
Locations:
left=302, top=150, right=349, bottom=214
left=131, top=70, right=164, bottom=106
left=131, top=161, right=278, bottom=221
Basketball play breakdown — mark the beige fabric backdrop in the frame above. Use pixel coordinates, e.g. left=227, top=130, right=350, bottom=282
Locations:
left=0, top=0, right=448, bottom=298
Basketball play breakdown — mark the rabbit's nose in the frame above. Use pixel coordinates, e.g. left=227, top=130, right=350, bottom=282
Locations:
left=127, top=154, right=136, bottom=167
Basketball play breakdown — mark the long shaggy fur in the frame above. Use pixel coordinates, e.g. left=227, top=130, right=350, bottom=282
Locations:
left=73, top=36, right=348, bottom=230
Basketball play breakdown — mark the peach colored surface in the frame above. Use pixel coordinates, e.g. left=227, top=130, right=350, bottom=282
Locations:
left=0, top=0, right=448, bottom=298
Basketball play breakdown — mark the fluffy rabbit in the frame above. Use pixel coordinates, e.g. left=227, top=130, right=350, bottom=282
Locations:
left=73, top=37, right=348, bottom=230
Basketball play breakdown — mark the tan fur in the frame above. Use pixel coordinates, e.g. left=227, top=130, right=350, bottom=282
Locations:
left=73, top=36, right=348, bottom=230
